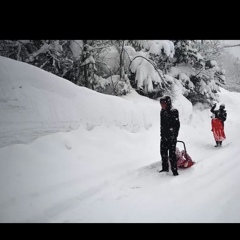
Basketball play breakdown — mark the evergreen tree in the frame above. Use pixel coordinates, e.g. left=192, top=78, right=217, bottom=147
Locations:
left=0, top=39, right=229, bottom=105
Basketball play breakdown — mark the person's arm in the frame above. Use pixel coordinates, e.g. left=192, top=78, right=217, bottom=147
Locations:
left=210, top=103, right=216, bottom=114
left=160, top=111, right=168, bottom=141
left=219, top=111, right=227, bottom=122
left=170, top=109, right=180, bottom=139
left=224, top=112, right=227, bottom=121
left=160, top=111, right=164, bottom=137
left=160, top=111, right=162, bottom=137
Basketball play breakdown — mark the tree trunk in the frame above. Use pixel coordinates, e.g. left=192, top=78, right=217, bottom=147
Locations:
left=82, top=40, right=89, bottom=88
left=119, top=40, right=125, bottom=80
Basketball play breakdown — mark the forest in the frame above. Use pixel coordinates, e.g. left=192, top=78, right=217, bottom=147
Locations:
left=0, top=40, right=233, bottom=106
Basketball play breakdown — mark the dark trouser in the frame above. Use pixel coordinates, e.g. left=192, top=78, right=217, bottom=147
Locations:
left=160, top=139, right=177, bottom=172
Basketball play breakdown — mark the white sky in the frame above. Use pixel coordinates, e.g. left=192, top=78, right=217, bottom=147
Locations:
left=224, top=40, right=240, bottom=58
left=0, top=56, right=240, bottom=223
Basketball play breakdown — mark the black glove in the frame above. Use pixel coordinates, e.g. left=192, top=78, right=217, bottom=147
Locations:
left=211, top=103, right=216, bottom=108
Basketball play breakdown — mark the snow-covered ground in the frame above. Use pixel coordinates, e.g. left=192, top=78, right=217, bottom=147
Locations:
left=0, top=56, right=240, bottom=223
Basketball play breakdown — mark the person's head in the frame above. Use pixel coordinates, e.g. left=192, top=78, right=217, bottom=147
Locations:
left=219, top=103, right=225, bottom=111
left=160, top=96, right=172, bottom=110
left=175, top=147, right=181, bottom=159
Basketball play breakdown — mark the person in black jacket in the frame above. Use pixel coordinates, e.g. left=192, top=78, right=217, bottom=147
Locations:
left=210, top=103, right=227, bottom=147
left=159, top=96, right=180, bottom=176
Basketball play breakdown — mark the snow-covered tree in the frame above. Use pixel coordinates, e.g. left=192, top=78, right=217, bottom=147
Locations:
left=123, top=40, right=175, bottom=98
left=216, top=49, right=240, bottom=92
left=123, top=40, right=226, bottom=105
left=0, top=39, right=228, bottom=104
left=168, top=40, right=226, bottom=105
left=0, top=40, right=75, bottom=79
left=192, top=40, right=224, bottom=61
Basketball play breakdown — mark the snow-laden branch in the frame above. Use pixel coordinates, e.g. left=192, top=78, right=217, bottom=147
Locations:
left=27, top=42, right=50, bottom=62
left=87, top=45, right=111, bottom=51
left=92, top=40, right=112, bottom=48
left=80, top=55, right=96, bottom=66
left=73, top=40, right=83, bottom=51
left=27, top=40, right=64, bottom=62
left=123, top=48, right=131, bottom=65
left=129, top=56, right=169, bottom=86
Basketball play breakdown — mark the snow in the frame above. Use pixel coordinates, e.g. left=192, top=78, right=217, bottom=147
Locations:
left=1, top=56, right=240, bottom=223
left=178, top=72, right=190, bottom=82
left=171, top=83, right=193, bottom=124
left=99, top=46, right=120, bottom=73
left=148, top=40, right=174, bottom=57
left=169, top=64, right=196, bottom=78
left=69, top=40, right=83, bottom=59
left=135, top=60, right=161, bottom=90
left=210, top=60, right=217, bottom=67
left=81, top=55, right=95, bottom=65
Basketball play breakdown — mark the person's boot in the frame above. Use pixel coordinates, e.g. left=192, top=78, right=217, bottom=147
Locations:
left=170, top=159, right=179, bottom=176
left=159, top=159, right=169, bottom=172
left=159, top=168, right=169, bottom=173
left=172, top=170, right=179, bottom=176
left=171, top=165, right=179, bottom=176
left=214, top=141, right=219, bottom=147
left=219, top=141, right=222, bottom=147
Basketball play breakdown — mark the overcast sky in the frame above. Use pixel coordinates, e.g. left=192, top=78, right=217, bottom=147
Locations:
left=224, top=40, right=240, bottom=58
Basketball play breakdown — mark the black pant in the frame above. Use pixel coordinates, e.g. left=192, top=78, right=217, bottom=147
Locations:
left=160, top=139, right=177, bottom=172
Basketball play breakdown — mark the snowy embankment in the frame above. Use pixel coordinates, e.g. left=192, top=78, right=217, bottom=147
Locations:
left=0, top=56, right=159, bottom=222
left=0, top=56, right=154, bottom=148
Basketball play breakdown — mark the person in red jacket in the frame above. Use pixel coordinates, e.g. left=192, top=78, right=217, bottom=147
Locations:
left=210, top=103, right=227, bottom=147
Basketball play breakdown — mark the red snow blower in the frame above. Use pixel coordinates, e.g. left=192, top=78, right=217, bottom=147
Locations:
left=176, top=140, right=195, bottom=168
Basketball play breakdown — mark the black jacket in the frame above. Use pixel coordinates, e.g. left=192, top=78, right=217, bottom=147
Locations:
left=160, top=108, right=180, bottom=141
left=210, top=105, right=227, bottom=123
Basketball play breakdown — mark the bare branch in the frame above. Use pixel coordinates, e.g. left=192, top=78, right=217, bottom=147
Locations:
left=47, top=51, right=60, bottom=62
left=62, top=68, right=71, bottom=77
left=195, top=67, right=204, bottom=77
left=223, top=44, right=240, bottom=48
left=61, top=41, right=68, bottom=46
left=40, top=57, right=51, bottom=68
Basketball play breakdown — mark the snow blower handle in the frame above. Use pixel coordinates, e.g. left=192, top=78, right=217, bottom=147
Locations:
left=177, top=140, right=187, bottom=154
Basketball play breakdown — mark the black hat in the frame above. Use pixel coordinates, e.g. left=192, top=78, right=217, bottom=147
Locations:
left=220, top=103, right=225, bottom=109
left=160, top=96, right=172, bottom=108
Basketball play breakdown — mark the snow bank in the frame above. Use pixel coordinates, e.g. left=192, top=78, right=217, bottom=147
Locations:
left=0, top=56, right=154, bottom=148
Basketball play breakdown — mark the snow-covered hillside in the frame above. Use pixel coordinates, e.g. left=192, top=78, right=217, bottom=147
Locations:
left=1, top=56, right=240, bottom=223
